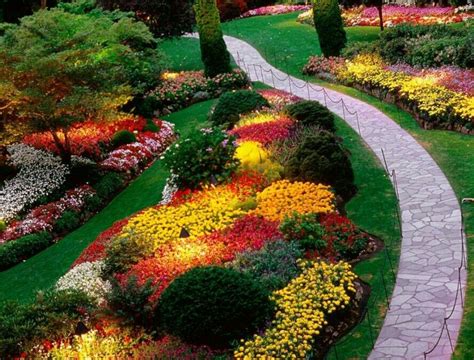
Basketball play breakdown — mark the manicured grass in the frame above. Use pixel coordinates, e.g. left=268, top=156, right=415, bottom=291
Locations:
left=160, top=37, right=204, bottom=71
left=0, top=100, right=215, bottom=303
left=222, top=12, right=474, bottom=358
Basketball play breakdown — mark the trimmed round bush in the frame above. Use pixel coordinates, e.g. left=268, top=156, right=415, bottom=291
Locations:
left=157, top=266, right=274, bottom=348
left=111, top=130, right=137, bottom=148
left=285, top=131, right=356, bottom=200
left=143, top=118, right=159, bottom=133
left=285, top=100, right=335, bottom=132
left=210, top=90, right=269, bottom=128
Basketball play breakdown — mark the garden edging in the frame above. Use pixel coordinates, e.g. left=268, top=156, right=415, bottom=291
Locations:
left=214, top=34, right=466, bottom=359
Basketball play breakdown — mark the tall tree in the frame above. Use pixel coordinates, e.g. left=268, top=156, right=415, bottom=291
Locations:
left=364, top=0, right=384, bottom=31
left=0, top=8, right=162, bottom=162
left=313, top=0, right=347, bottom=57
left=194, top=0, right=232, bottom=78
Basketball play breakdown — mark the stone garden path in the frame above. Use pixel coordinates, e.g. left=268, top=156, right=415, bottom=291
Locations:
left=220, top=35, right=466, bottom=359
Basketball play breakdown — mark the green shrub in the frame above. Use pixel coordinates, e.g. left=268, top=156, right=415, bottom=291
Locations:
left=0, top=289, right=95, bottom=356
left=342, top=41, right=381, bottom=58
left=143, top=118, right=159, bottom=132
left=210, top=90, right=269, bottom=128
left=94, top=172, right=125, bottom=200
left=194, top=0, right=232, bottom=78
left=54, top=210, right=81, bottom=234
left=0, top=219, right=6, bottom=232
left=280, top=213, right=327, bottom=251
left=84, top=194, right=103, bottom=212
left=103, top=236, right=148, bottom=277
left=379, top=23, right=473, bottom=68
left=111, top=130, right=137, bottom=148
left=157, top=266, right=274, bottom=347
left=0, top=232, right=53, bottom=271
left=285, top=100, right=335, bottom=132
left=107, top=277, right=156, bottom=329
left=229, top=240, right=303, bottom=291
left=285, top=131, right=356, bottom=200
left=163, top=128, right=239, bottom=189
left=313, top=0, right=347, bottom=57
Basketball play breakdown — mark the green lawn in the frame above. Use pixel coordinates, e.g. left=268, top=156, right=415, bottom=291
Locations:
left=0, top=100, right=215, bottom=303
left=222, top=12, right=474, bottom=358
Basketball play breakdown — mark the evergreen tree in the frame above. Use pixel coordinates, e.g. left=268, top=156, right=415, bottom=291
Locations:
left=194, top=0, right=232, bottom=78
left=313, top=0, right=347, bottom=57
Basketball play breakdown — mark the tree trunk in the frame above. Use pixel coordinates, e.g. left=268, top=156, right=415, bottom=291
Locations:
left=51, top=130, right=71, bottom=164
left=40, top=0, right=47, bottom=9
left=377, top=5, right=384, bottom=31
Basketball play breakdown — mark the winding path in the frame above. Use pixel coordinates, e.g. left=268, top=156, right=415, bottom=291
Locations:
left=222, top=35, right=466, bottom=359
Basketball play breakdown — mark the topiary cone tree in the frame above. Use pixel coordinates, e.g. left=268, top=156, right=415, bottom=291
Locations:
left=312, top=0, right=347, bottom=57
left=194, top=0, right=232, bottom=78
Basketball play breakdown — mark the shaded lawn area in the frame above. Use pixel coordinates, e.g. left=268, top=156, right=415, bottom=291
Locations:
left=0, top=100, right=215, bottom=303
left=222, top=12, right=474, bottom=359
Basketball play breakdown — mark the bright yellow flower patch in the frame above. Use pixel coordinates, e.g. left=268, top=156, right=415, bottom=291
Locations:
left=234, top=261, right=356, bottom=359
left=252, top=180, right=335, bottom=221
left=236, top=112, right=277, bottom=128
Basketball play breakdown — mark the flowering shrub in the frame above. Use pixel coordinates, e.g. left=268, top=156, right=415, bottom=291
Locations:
left=242, top=4, right=311, bottom=18
left=252, top=180, right=335, bottom=221
left=257, top=89, right=301, bottom=111
left=234, top=260, right=356, bottom=359
left=0, top=144, right=69, bottom=223
left=230, top=116, right=294, bottom=145
left=298, top=6, right=473, bottom=27
left=304, top=54, right=474, bottom=131
left=234, top=141, right=283, bottom=181
left=0, top=185, right=95, bottom=243
left=56, top=261, right=111, bottom=305
left=163, top=128, right=239, bottom=189
left=235, top=112, right=278, bottom=128
left=146, top=70, right=249, bottom=114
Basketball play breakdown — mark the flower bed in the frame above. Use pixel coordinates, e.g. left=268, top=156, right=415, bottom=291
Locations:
left=0, top=120, right=175, bottom=269
left=15, top=89, right=372, bottom=359
left=146, top=70, right=249, bottom=115
left=242, top=4, right=311, bottom=18
left=303, top=54, right=474, bottom=133
left=297, top=5, right=473, bottom=27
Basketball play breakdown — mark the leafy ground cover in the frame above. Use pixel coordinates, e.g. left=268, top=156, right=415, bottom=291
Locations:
left=222, top=12, right=473, bottom=358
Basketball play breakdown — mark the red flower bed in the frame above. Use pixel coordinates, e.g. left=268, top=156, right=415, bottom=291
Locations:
left=72, top=218, right=130, bottom=267
left=122, top=214, right=281, bottom=302
left=23, top=117, right=152, bottom=159
left=230, top=117, right=294, bottom=145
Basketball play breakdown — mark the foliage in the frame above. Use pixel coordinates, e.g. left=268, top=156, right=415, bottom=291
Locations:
left=229, top=240, right=303, bottom=291
left=158, top=266, right=274, bottom=347
left=313, top=0, right=347, bottom=57
left=97, top=0, right=195, bottom=38
left=107, top=276, right=155, bottom=329
left=111, top=130, right=137, bottom=148
left=285, top=131, right=356, bottom=200
left=379, top=23, right=474, bottom=68
left=163, top=128, right=239, bottom=189
left=0, top=289, right=95, bottom=356
left=0, top=232, right=53, bottom=271
left=144, top=70, right=249, bottom=116
left=217, top=0, right=247, bottom=20
left=285, top=100, right=336, bottom=132
left=0, top=8, right=163, bottom=161
left=234, top=261, right=356, bottom=359
left=195, top=0, right=232, bottom=78
left=93, top=172, right=124, bottom=200
left=103, top=235, right=147, bottom=276
left=280, top=213, right=327, bottom=251
left=54, top=210, right=81, bottom=234
left=210, top=90, right=269, bottom=128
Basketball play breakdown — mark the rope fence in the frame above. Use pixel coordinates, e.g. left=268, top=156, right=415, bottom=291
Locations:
left=234, top=54, right=467, bottom=359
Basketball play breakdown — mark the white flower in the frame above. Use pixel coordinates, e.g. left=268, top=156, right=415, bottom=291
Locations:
left=0, top=144, right=69, bottom=222
left=56, top=260, right=111, bottom=305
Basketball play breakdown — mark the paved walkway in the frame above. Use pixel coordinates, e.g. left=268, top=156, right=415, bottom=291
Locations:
left=221, top=35, right=466, bottom=359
